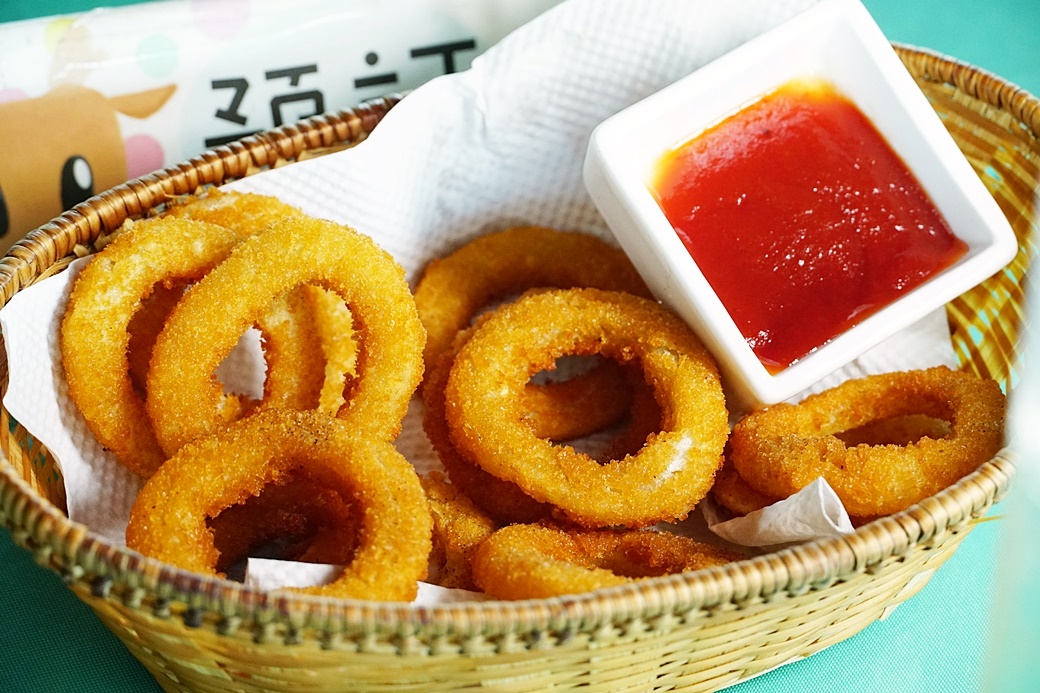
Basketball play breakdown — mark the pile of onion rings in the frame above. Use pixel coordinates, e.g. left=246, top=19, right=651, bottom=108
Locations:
left=146, top=213, right=423, bottom=455
left=165, top=189, right=359, bottom=414
left=63, top=191, right=435, bottom=599
left=62, top=191, right=363, bottom=477
left=59, top=189, right=1009, bottom=601
left=62, top=216, right=247, bottom=478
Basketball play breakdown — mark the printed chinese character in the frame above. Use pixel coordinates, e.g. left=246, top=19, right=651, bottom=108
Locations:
left=266, top=64, right=325, bottom=127
left=206, top=76, right=260, bottom=147
left=353, top=51, right=398, bottom=90
left=410, top=39, right=476, bottom=74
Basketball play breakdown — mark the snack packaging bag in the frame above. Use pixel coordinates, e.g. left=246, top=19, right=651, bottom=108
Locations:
left=0, top=0, right=563, bottom=249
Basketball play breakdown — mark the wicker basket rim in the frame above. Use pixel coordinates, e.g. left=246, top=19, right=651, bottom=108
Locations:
left=0, top=46, right=1034, bottom=635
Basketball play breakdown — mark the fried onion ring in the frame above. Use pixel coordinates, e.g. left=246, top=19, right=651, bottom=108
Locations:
left=729, top=366, right=1006, bottom=517
left=416, top=226, right=651, bottom=439
left=126, top=409, right=432, bottom=601
left=424, top=316, right=663, bottom=524
left=709, top=460, right=781, bottom=518
left=419, top=471, right=496, bottom=590
left=471, top=523, right=740, bottom=599
left=146, top=216, right=424, bottom=455
left=423, top=320, right=560, bottom=525
left=163, top=187, right=299, bottom=230
left=165, top=189, right=346, bottom=413
left=445, top=289, right=728, bottom=528
left=61, top=217, right=244, bottom=477
left=209, top=471, right=361, bottom=573
left=415, top=226, right=651, bottom=367
left=301, top=283, right=359, bottom=414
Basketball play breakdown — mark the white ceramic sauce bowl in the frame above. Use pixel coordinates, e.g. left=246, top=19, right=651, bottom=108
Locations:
left=583, top=0, right=1017, bottom=410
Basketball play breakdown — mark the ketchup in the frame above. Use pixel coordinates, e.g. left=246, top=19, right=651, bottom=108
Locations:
left=650, top=78, right=966, bottom=373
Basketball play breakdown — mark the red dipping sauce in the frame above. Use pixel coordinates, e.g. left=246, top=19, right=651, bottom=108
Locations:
left=650, top=78, right=967, bottom=373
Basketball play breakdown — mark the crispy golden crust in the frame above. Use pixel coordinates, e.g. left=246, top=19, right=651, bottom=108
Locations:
left=445, top=288, right=729, bottom=529
left=126, top=409, right=432, bottom=601
left=61, top=216, right=242, bottom=478
left=423, top=321, right=556, bottom=525
left=414, top=226, right=651, bottom=369
left=472, top=523, right=741, bottom=600
left=419, top=471, right=496, bottom=590
left=127, top=283, right=187, bottom=396
left=301, top=284, right=359, bottom=414
left=146, top=216, right=424, bottom=455
left=710, top=460, right=781, bottom=517
left=209, top=472, right=361, bottom=573
left=729, top=366, right=1006, bottom=517
left=165, top=189, right=336, bottom=414
left=163, top=187, right=296, bottom=232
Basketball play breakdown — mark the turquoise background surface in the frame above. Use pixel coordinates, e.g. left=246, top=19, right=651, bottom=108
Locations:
left=1, top=1, right=1037, bottom=692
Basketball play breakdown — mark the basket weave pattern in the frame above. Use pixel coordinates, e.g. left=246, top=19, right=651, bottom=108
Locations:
left=0, top=49, right=1035, bottom=692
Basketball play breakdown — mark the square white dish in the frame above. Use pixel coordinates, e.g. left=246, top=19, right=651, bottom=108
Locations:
left=583, top=0, right=1018, bottom=410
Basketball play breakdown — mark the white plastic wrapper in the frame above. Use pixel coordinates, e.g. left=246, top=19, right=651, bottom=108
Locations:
left=0, top=0, right=563, bottom=247
left=1, top=0, right=960, bottom=601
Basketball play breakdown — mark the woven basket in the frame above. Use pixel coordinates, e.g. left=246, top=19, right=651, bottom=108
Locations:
left=0, top=46, right=1036, bottom=692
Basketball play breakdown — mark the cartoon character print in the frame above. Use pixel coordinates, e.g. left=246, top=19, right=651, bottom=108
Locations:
left=0, top=19, right=176, bottom=250
left=0, top=83, right=175, bottom=244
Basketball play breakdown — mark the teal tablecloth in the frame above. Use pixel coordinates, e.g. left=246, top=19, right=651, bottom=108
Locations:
left=1, top=1, right=1037, bottom=691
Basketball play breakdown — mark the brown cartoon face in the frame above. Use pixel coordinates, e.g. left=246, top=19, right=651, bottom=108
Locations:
left=0, top=83, right=175, bottom=251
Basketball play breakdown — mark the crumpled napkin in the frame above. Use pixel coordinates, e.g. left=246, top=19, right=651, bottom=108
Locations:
left=0, top=0, right=958, bottom=598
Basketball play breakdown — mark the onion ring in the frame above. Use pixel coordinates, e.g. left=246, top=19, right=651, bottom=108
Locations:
left=714, top=413, right=960, bottom=518
left=166, top=189, right=351, bottom=413
left=423, top=332, right=554, bottom=525
left=415, top=226, right=651, bottom=367
left=163, top=187, right=301, bottom=229
left=126, top=409, right=432, bottom=601
left=729, top=366, right=1006, bottom=517
left=146, top=216, right=424, bottom=455
left=471, top=523, right=741, bottom=600
left=420, top=471, right=496, bottom=591
left=424, top=316, right=664, bottom=524
left=301, top=283, right=359, bottom=414
left=61, top=217, right=244, bottom=477
left=250, top=284, right=327, bottom=412
left=209, top=471, right=361, bottom=573
left=709, top=460, right=782, bottom=518
left=416, top=226, right=651, bottom=439
left=444, top=288, right=728, bottom=528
